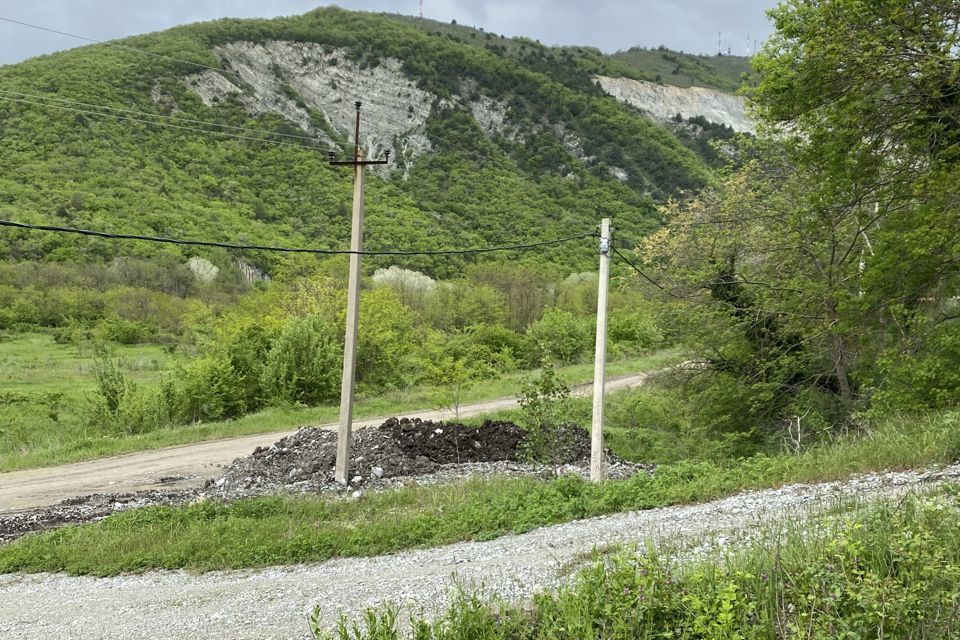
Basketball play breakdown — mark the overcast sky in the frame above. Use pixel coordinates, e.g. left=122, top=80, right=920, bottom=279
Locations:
left=0, top=1, right=778, bottom=67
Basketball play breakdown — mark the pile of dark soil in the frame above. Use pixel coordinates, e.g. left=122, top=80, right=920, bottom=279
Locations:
left=385, top=418, right=525, bottom=465
left=208, top=418, right=607, bottom=494
left=1, top=418, right=648, bottom=543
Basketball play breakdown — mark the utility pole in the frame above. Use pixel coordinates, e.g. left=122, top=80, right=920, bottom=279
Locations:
left=590, top=218, right=610, bottom=482
left=329, top=101, right=390, bottom=485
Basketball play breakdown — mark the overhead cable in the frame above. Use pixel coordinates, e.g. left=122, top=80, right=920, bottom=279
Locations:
left=610, top=246, right=683, bottom=298
left=0, top=88, right=320, bottom=143
left=0, top=15, right=243, bottom=82
left=0, top=218, right=597, bottom=256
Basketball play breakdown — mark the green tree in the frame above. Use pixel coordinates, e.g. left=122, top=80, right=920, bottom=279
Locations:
left=523, top=308, right=593, bottom=366
left=636, top=1, right=960, bottom=444
left=261, top=314, right=341, bottom=406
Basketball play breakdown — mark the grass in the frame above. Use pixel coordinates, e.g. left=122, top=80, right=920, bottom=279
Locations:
left=0, top=332, right=680, bottom=471
left=2, top=411, right=957, bottom=576
left=0, top=333, right=181, bottom=468
left=308, top=486, right=960, bottom=639
left=608, top=47, right=755, bottom=93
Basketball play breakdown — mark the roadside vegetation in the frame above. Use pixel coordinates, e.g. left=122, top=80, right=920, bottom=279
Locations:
left=1, top=6, right=959, bottom=639
left=0, top=261, right=673, bottom=472
left=310, top=486, right=960, bottom=639
left=2, top=410, right=955, bottom=576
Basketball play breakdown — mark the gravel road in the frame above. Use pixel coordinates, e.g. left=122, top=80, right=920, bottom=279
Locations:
left=0, top=372, right=654, bottom=512
left=2, top=464, right=957, bottom=640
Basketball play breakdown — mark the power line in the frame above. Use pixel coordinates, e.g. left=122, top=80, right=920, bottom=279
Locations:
left=0, top=89, right=465, bottom=157
left=0, top=88, right=321, bottom=143
left=612, top=245, right=826, bottom=319
left=0, top=94, right=320, bottom=150
left=0, top=15, right=244, bottom=82
left=610, top=246, right=683, bottom=298
left=0, top=218, right=597, bottom=257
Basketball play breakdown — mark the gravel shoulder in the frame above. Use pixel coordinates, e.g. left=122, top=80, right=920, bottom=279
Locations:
left=2, top=464, right=958, bottom=640
left=0, top=372, right=653, bottom=512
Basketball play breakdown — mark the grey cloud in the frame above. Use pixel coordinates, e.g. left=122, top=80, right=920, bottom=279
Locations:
left=0, top=0, right=776, bottom=66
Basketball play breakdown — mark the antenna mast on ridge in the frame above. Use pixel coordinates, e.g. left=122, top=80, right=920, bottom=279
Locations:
left=419, top=0, right=423, bottom=18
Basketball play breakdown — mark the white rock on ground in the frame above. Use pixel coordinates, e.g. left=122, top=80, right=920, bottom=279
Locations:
left=2, top=465, right=958, bottom=640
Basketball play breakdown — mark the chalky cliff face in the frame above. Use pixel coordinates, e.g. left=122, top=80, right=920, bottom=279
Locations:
left=178, top=41, right=513, bottom=176
left=183, top=41, right=434, bottom=174
left=595, top=76, right=754, bottom=134
left=171, top=40, right=747, bottom=178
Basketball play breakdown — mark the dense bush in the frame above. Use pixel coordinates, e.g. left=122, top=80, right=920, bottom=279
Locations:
left=260, top=314, right=342, bottom=406
left=175, top=354, right=247, bottom=423
left=872, top=322, right=960, bottom=415
left=608, top=309, right=663, bottom=356
left=523, top=308, right=593, bottom=365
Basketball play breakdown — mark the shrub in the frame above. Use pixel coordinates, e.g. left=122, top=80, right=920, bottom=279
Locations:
left=460, top=323, right=523, bottom=374
left=371, top=266, right=436, bottom=312
left=872, top=322, right=960, bottom=414
left=175, top=354, right=246, bottom=422
left=523, top=308, right=593, bottom=366
left=608, top=309, right=663, bottom=355
left=517, top=361, right=579, bottom=463
left=261, top=314, right=341, bottom=406
left=91, top=351, right=130, bottom=414
left=356, top=288, right=418, bottom=389
left=93, top=318, right=153, bottom=345
left=205, top=321, right=276, bottom=412
left=423, top=280, right=507, bottom=332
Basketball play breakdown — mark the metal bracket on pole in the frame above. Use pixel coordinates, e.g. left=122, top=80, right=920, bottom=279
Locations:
left=329, top=100, right=390, bottom=486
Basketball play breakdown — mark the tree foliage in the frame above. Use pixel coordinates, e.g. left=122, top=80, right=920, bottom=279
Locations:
left=635, top=1, right=960, bottom=448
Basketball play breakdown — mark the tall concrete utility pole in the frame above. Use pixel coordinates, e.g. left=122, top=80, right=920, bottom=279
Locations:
left=329, top=101, right=390, bottom=485
left=590, top=218, right=611, bottom=482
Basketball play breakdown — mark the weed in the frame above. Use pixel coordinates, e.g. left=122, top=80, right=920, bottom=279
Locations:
left=311, top=488, right=960, bottom=638
left=3, top=411, right=958, bottom=576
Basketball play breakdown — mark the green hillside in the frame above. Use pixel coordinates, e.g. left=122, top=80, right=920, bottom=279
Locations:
left=609, top=46, right=754, bottom=93
left=0, top=7, right=717, bottom=278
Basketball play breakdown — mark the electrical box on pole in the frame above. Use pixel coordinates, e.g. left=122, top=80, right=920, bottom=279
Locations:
left=590, top=218, right=611, bottom=482
left=329, top=101, right=390, bottom=485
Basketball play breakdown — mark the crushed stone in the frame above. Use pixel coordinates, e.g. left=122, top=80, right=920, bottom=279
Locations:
left=0, top=418, right=649, bottom=542
left=2, top=464, right=958, bottom=640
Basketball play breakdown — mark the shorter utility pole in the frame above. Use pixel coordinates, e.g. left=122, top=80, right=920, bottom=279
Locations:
left=590, top=218, right=611, bottom=482
left=329, top=101, right=389, bottom=485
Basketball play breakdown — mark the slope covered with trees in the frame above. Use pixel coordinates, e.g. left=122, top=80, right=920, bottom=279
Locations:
left=0, top=7, right=718, bottom=279
left=632, top=0, right=960, bottom=454
left=609, top=46, right=754, bottom=93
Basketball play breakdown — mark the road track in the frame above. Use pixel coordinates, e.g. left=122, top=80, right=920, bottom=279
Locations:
left=0, top=372, right=654, bottom=511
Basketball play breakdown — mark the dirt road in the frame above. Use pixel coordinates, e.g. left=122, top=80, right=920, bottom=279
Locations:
left=2, top=464, right=955, bottom=640
left=0, top=372, right=653, bottom=512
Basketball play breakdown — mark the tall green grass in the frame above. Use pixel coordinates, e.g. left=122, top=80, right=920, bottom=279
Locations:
left=0, top=334, right=180, bottom=466
left=2, top=411, right=956, bottom=576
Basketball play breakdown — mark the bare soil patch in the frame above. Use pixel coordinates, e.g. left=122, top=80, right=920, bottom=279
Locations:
left=0, top=418, right=645, bottom=542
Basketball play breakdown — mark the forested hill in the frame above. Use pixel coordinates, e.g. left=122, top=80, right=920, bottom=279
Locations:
left=0, top=7, right=733, bottom=277
left=609, top=47, right=753, bottom=93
